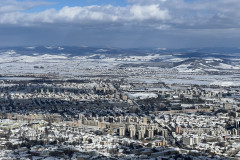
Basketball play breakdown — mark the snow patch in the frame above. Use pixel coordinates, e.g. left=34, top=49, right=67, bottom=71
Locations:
left=127, top=93, right=158, bottom=99
left=210, top=81, right=240, bottom=86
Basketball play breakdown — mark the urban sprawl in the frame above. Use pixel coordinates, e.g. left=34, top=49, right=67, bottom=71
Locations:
left=0, top=78, right=240, bottom=160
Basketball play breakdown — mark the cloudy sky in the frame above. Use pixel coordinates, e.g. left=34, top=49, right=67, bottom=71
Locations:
left=0, top=0, right=240, bottom=48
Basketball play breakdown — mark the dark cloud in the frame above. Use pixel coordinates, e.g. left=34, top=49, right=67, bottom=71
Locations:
left=0, top=0, right=240, bottom=48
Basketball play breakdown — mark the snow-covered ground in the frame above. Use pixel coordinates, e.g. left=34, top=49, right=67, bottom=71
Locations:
left=0, top=49, right=239, bottom=86
left=127, top=93, right=158, bottom=99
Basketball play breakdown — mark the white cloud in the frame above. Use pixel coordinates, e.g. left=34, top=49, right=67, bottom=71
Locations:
left=127, top=0, right=240, bottom=29
left=0, top=4, right=171, bottom=27
left=0, top=0, right=240, bottom=48
left=129, top=4, right=169, bottom=21
left=0, top=0, right=53, bottom=13
left=0, top=0, right=239, bottom=30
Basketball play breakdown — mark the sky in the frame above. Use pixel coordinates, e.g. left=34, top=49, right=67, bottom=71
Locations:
left=0, top=0, right=240, bottom=48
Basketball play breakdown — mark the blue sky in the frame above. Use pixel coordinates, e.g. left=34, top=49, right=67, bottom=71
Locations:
left=25, top=0, right=128, bottom=12
left=26, top=0, right=195, bottom=11
left=0, top=0, right=240, bottom=48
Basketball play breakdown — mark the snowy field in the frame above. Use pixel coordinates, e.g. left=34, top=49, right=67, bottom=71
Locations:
left=0, top=47, right=240, bottom=86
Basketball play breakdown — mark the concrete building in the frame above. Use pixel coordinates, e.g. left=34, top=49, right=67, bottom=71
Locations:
left=129, top=125, right=136, bottom=138
left=148, top=129, right=154, bottom=139
left=138, top=130, right=145, bottom=140
left=143, top=117, right=147, bottom=124
left=183, top=136, right=193, bottom=146
left=119, top=127, right=125, bottom=136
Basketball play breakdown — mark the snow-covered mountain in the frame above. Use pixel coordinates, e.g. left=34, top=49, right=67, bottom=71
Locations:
left=0, top=46, right=239, bottom=86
